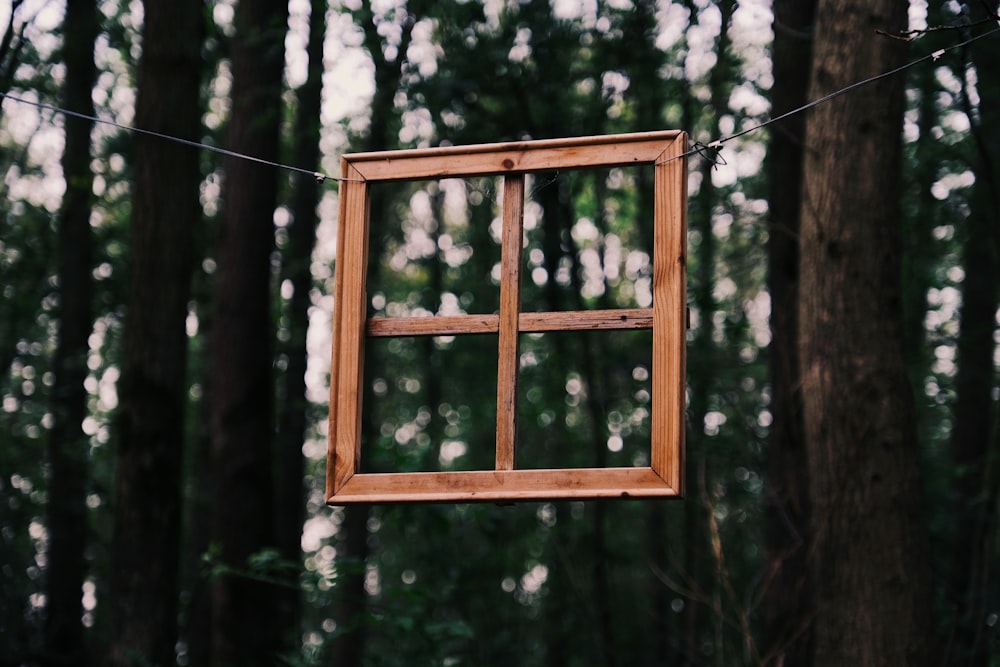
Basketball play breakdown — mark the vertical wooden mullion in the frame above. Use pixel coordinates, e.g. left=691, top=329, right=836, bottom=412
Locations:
left=496, top=175, right=525, bottom=470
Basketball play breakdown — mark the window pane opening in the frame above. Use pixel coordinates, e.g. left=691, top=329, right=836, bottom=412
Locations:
left=364, top=334, right=499, bottom=474
left=368, top=177, right=503, bottom=318
left=516, top=329, right=653, bottom=470
left=520, top=166, right=655, bottom=313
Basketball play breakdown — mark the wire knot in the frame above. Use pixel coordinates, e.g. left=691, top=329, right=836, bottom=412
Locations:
left=692, top=141, right=728, bottom=170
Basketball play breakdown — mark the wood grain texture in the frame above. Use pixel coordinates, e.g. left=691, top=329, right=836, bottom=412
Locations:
left=329, top=468, right=682, bottom=504
left=327, top=160, right=368, bottom=497
left=651, top=134, right=688, bottom=493
left=495, top=175, right=525, bottom=470
left=345, top=131, right=684, bottom=182
left=365, top=309, right=654, bottom=337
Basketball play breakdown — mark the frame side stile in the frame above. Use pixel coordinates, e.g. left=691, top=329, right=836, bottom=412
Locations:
left=327, top=157, right=352, bottom=500
left=355, top=167, right=373, bottom=471
left=331, top=161, right=369, bottom=495
left=651, top=134, right=688, bottom=494
left=676, top=134, right=688, bottom=495
left=650, top=149, right=667, bottom=482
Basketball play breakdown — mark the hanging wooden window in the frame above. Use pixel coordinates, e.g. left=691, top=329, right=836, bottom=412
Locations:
left=327, top=131, right=688, bottom=503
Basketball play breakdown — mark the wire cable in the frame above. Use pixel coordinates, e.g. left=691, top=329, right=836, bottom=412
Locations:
left=2, top=25, right=998, bottom=175
left=0, top=91, right=334, bottom=182
left=662, top=25, right=1000, bottom=167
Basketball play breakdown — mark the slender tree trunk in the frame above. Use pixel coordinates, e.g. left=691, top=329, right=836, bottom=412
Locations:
left=678, top=3, right=732, bottom=662
left=207, top=0, right=289, bottom=663
left=0, top=0, right=27, bottom=103
left=44, top=1, right=98, bottom=664
left=617, top=6, right=678, bottom=659
left=274, top=0, right=327, bottom=650
left=106, top=2, right=204, bottom=665
left=181, top=425, right=214, bottom=667
left=762, top=0, right=814, bottom=662
left=328, top=5, right=416, bottom=662
left=681, top=175, right=712, bottom=665
left=947, top=6, right=1000, bottom=664
left=900, top=60, right=940, bottom=385
left=326, top=504, right=369, bottom=666
left=797, top=1, right=937, bottom=663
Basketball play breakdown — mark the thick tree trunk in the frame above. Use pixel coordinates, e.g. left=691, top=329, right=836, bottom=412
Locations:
left=762, top=0, right=814, bottom=662
left=44, top=1, right=98, bottom=664
left=797, top=1, right=936, bottom=664
left=106, top=2, right=204, bottom=665
left=207, top=0, right=289, bottom=663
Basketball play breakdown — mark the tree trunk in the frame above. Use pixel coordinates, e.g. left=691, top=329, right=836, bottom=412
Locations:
left=797, top=1, right=936, bottom=664
left=762, top=0, right=814, bottom=662
left=274, top=0, right=327, bottom=652
left=678, top=2, right=732, bottom=662
left=327, top=5, right=416, bottom=662
left=106, top=1, right=204, bottom=665
left=207, top=0, right=289, bottom=663
left=947, top=6, right=1000, bottom=664
left=0, top=0, right=27, bottom=102
left=618, top=5, right=679, bottom=660
left=44, top=1, right=98, bottom=664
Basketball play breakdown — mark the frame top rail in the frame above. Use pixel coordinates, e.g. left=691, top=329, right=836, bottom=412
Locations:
left=342, top=130, right=685, bottom=182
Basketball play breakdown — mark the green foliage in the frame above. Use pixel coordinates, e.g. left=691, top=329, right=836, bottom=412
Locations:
left=201, top=545, right=303, bottom=591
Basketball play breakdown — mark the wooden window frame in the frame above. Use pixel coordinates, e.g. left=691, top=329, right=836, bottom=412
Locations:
left=327, top=130, right=688, bottom=503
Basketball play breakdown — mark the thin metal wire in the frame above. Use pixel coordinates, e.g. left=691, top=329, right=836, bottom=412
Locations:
left=658, top=26, right=1000, bottom=167
left=2, top=26, right=997, bottom=177
left=0, top=90, right=354, bottom=183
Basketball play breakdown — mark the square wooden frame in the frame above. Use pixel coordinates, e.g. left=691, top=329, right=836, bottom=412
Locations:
left=327, top=130, right=688, bottom=503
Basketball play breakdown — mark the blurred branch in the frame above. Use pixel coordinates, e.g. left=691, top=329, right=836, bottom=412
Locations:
left=876, top=3, right=1000, bottom=42
left=650, top=465, right=818, bottom=666
left=0, top=0, right=27, bottom=97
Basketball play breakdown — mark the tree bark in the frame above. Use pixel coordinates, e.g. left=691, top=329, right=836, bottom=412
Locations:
left=44, top=1, right=98, bottom=664
left=762, top=0, right=814, bottom=662
left=207, top=0, right=289, bottom=663
left=798, top=1, right=937, bottom=664
left=106, top=1, right=204, bottom=665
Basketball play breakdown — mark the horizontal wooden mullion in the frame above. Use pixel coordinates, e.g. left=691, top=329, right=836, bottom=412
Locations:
left=519, top=309, right=653, bottom=332
left=367, top=314, right=499, bottom=337
left=365, top=308, right=654, bottom=337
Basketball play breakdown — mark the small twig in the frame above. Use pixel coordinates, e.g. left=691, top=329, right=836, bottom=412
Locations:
left=876, top=11, right=1000, bottom=42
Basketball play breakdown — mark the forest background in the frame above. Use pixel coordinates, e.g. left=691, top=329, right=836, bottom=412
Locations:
left=1, top=0, right=998, bottom=665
